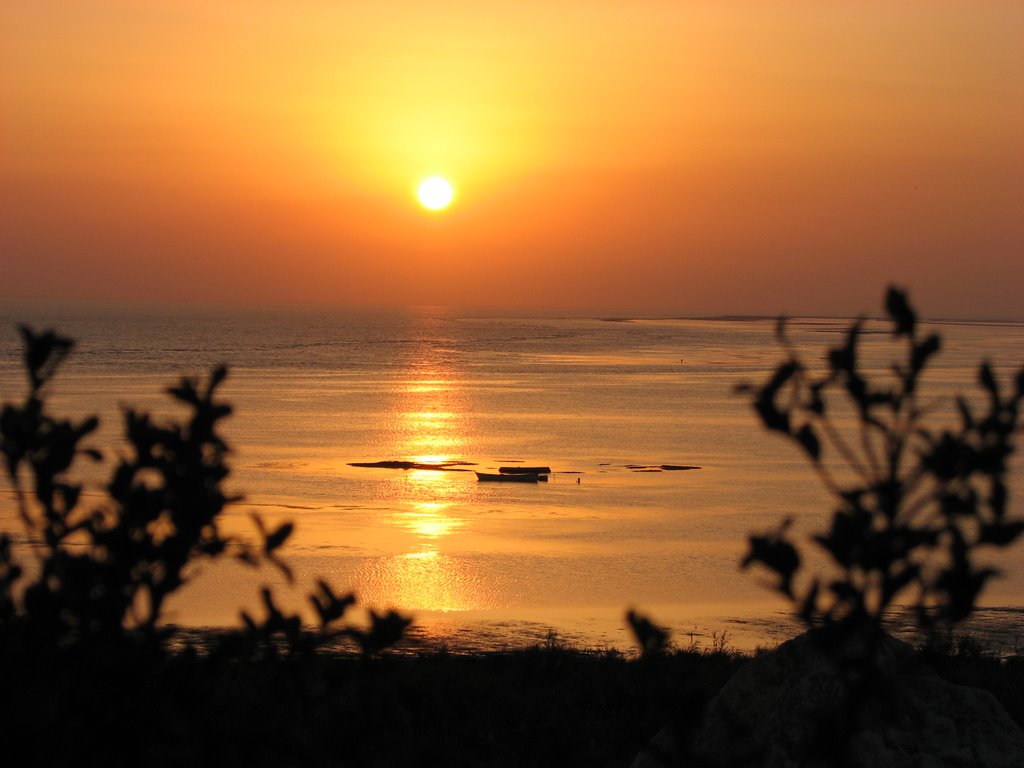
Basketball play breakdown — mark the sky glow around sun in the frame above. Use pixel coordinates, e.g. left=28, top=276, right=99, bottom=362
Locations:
left=1, top=1, right=1022, bottom=318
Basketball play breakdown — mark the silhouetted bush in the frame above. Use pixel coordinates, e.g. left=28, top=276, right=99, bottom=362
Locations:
left=732, top=287, right=1024, bottom=763
left=739, top=287, right=1024, bottom=638
left=0, top=326, right=408, bottom=661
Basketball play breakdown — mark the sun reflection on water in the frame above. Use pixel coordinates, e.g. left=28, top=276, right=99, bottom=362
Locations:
left=358, top=341, right=494, bottom=611
left=358, top=548, right=497, bottom=612
left=396, top=503, right=466, bottom=539
left=352, top=503, right=494, bottom=612
left=405, top=382, right=445, bottom=394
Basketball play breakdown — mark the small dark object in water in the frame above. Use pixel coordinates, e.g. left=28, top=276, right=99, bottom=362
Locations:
left=626, top=464, right=701, bottom=471
left=476, top=471, right=545, bottom=483
left=349, top=460, right=472, bottom=472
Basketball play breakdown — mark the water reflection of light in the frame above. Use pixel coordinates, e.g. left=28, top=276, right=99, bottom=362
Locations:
left=359, top=549, right=495, bottom=612
left=404, top=412, right=455, bottom=425
left=363, top=329, right=486, bottom=611
left=409, top=437, right=460, bottom=454
left=396, top=387, right=467, bottom=456
left=395, top=503, right=465, bottom=539
left=408, top=469, right=443, bottom=483
left=405, top=469, right=465, bottom=496
left=405, top=550, right=438, bottom=560
left=411, top=454, right=451, bottom=466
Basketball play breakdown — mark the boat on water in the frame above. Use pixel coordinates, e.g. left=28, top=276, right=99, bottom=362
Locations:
left=476, top=471, right=547, bottom=483
left=498, top=466, right=551, bottom=475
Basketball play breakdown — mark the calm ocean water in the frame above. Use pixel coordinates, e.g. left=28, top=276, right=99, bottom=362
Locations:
left=1, top=303, right=1022, bottom=651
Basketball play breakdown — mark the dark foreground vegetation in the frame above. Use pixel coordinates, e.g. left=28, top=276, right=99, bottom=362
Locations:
left=2, top=288, right=1022, bottom=766
left=8, top=639, right=735, bottom=767
left=5, top=635, right=1024, bottom=767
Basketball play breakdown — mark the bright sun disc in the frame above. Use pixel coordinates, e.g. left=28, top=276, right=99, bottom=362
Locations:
left=417, top=177, right=454, bottom=210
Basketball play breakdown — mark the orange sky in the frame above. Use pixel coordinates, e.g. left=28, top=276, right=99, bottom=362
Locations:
left=2, top=1, right=1022, bottom=317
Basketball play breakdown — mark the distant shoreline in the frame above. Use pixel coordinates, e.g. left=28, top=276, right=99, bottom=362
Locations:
left=163, top=604, right=1024, bottom=659
left=601, top=314, right=1024, bottom=326
left=4, top=300, right=1022, bottom=326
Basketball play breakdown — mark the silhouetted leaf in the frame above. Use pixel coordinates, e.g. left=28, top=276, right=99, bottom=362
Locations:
left=58, top=483, right=82, bottom=512
left=923, top=433, right=968, bottom=481
left=265, top=522, right=293, bottom=553
left=208, top=365, right=229, bottom=394
left=798, top=580, right=820, bottom=623
left=808, top=381, right=826, bottom=415
left=626, top=609, right=669, bottom=657
left=885, top=564, right=920, bottom=600
left=955, top=396, right=974, bottom=430
left=310, top=580, right=356, bottom=625
left=235, top=550, right=258, bottom=567
left=754, top=361, right=799, bottom=434
left=795, top=424, right=820, bottom=462
left=990, top=480, right=1007, bottom=519
left=828, top=324, right=861, bottom=374
left=979, top=521, right=1024, bottom=546
left=269, top=554, right=294, bottom=584
left=911, top=334, right=941, bottom=374
left=743, top=519, right=800, bottom=598
left=938, top=565, right=997, bottom=622
left=19, top=325, right=74, bottom=390
left=167, top=378, right=200, bottom=405
left=979, top=361, right=998, bottom=401
left=885, top=287, right=915, bottom=337
left=360, top=609, right=411, bottom=656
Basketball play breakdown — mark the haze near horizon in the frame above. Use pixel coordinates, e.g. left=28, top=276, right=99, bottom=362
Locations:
left=2, top=1, right=1022, bottom=319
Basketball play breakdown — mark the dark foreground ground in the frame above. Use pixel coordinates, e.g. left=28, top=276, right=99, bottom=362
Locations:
left=5, top=637, right=1023, bottom=768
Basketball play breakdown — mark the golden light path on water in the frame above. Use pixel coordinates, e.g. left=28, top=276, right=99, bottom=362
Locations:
left=352, top=340, right=499, bottom=615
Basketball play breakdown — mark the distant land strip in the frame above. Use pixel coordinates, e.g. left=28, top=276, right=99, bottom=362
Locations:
left=348, top=460, right=475, bottom=472
left=626, top=464, right=701, bottom=471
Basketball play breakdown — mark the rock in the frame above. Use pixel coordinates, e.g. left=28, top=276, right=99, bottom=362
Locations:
left=632, top=629, right=1024, bottom=767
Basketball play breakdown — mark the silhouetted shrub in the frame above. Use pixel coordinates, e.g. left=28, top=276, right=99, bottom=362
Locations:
left=738, top=287, right=1024, bottom=638
left=733, top=288, right=1024, bottom=763
left=0, top=325, right=408, bottom=659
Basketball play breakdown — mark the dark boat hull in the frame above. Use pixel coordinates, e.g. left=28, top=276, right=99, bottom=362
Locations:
left=476, top=471, right=544, bottom=483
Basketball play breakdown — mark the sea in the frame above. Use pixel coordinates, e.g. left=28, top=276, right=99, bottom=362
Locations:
left=1, top=303, right=1022, bottom=653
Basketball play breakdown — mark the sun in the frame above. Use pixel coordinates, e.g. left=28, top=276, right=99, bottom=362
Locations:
left=417, top=176, right=455, bottom=211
